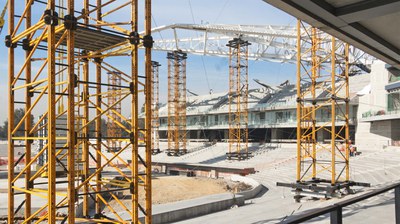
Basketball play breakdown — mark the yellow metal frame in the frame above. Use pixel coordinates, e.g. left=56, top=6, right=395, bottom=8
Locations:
left=296, top=20, right=350, bottom=185
left=7, top=0, right=153, bottom=223
left=151, top=61, right=161, bottom=154
left=167, top=51, right=187, bottom=156
left=227, top=38, right=250, bottom=161
left=106, top=71, right=123, bottom=152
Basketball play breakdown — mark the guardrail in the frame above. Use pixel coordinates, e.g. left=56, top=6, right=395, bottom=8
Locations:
left=283, top=182, right=400, bottom=224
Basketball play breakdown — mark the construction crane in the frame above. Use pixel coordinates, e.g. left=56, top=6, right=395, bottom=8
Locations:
left=0, top=0, right=8, bottom=35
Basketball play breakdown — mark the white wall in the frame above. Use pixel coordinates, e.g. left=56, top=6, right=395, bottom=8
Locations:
left=356, top=61, right=392, bottom=150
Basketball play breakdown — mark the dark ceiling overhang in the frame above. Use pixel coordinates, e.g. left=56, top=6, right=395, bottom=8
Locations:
left=264, top=0, right=400, bottom=69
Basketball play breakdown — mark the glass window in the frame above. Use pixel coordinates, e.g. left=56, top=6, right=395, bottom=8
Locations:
left=260, top=112, right=265, bottom=120
left=388, top=92, right=400, bottom=112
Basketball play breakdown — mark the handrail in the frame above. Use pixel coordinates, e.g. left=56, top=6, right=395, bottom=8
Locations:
left=283, top=182, right=400, bottom=223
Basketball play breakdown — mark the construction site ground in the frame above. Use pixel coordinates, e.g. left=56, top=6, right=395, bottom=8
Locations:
left=103, top=175, right=251, bottom=213
left=1, top=143, right=400, bottom=223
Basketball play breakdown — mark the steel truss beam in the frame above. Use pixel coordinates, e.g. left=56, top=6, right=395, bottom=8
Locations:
left=227, top=38, right=250, bottom=161
left=167, top=51, right=187, bottom=156
left=7, top=0, right=153, bottom=223
left=101, top=23, right=373, bottom=70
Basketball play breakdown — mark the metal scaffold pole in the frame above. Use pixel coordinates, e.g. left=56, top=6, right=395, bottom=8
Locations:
left=95, top=0, right=102, bottom=216
left=144, top=0, right=153, bottom=221
left=47, top=0, right=57, bottom=221
left=82, top=0, right=90, bottom=216
left=24, top=0, right=32, bottom=221
left=7, top=0, right=15, bottom=222
left=66, top=0, right=76, bottom=222
left=227, top=38, right=250, bottom=161
left=167, top=50, right=187, bottom=156
left=131, top=0, right=139, bottom=222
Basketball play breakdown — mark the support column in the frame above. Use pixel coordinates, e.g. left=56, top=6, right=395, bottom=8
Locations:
left=331, top=37, right=337, bottom=185
left=151, top=61, right=161, bottom=154
left=144, top=0, right=153, bottom=221
left=67, top=0, right=76, bottom=222
left=395, top=186, right=400, bottom=223
left=296, top=19, right=301, bottom=182
left=227, top=38, right=250, bottom=161
left=167, top=51, right=187, bottom=156
left=107, top=71, right=122, bottom=152
left=95, top=0, right=102, bottom=216
left=24, top=0, right=32, bottom=221
left=82, top=0, right=90, bottom=216
left=130, top=0, right=139, bottom=222
left=7, top=0, right=15, bottom=222
left=330, top=207, right=343, bottom=224
left=46, top=0, right=57, bottom=222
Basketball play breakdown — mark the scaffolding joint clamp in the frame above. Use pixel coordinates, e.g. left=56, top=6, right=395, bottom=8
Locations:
left=43, top=9, right=59, bottom=26
left=27, top=181, right=34, bottom=189
left=129, top=31, right=140, bottom=45
left=28, top=133, right=34, bottom=144
left=143, top=35, right=154, bottom=48
left=74, top=131, right=78, bottom=146
left=22, top=38, right=33, bottom=51
left=27, top=86, right=34, bottom=97
left=129, top=182, right=134, bottom=194
left=64, top=14, right=78, bottom=30
left=130, top=132, right=134, bottom=144
left=93, top=54, right=103, bottom=64
left=5, top=35, right=17, bottom=48
left=81, top=50, right=89, bottom=62
left=129, top=82, right=134, bottom=94
left=74, top=74, right=78, bottom=88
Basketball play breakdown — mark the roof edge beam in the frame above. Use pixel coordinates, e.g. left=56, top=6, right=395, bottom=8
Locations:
left=335, top=0, right=400, bottom=23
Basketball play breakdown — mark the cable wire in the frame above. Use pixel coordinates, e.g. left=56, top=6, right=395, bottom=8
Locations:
left=188, top=0, right=211, bottom=92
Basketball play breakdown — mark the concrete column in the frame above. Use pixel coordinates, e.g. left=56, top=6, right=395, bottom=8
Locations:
left=271, top=129, right=278, bottom=141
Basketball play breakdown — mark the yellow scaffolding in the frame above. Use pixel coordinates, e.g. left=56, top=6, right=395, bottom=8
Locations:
left=227, top=38, right=250, bottom=161
left=107, top=71, right=122, bottom=152
left=167, top=51, right=187, bottom=156
left=151, top=61, right=161, bottom=154
left=276, top=20, right=368, bottom=200
left=296, top=20, right=350, bottom=185
left=6, top=0, right=153, bottom=223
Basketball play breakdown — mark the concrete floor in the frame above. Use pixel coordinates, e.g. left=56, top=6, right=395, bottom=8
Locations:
left=173, top=146, right=400, bottom=223
left=1, top=144, right=400, bottom=223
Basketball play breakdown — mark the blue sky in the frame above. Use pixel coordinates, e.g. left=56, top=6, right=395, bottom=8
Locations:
left=0, top=0, right=296, bottom=122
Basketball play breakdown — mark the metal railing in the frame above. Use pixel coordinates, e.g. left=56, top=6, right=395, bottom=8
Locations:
left=282, top=182, right=400, bottom=224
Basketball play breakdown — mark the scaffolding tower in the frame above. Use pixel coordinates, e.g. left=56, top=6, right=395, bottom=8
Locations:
left=151, top=61, right=161, bottom=154
left=226, top=38, right=251, bottom=160
left=167, top=51, right=187, bottom=156
left=6, top=0, right=153, bottom=223
left=107, top=71, right=122, bottom=152
left=277, top=20, right=369, bottom=200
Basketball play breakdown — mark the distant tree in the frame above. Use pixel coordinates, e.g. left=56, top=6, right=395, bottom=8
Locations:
left=120, top=120, right=131, bottom=137
left=87, top=118, right=107, bottom=138
left=0, top=124, right=5, bottom=139
left=0, top=108, right=34, bottom=139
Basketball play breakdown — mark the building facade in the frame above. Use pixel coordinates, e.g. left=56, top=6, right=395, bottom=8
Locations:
left=157, top=73, right=370, bottom=144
